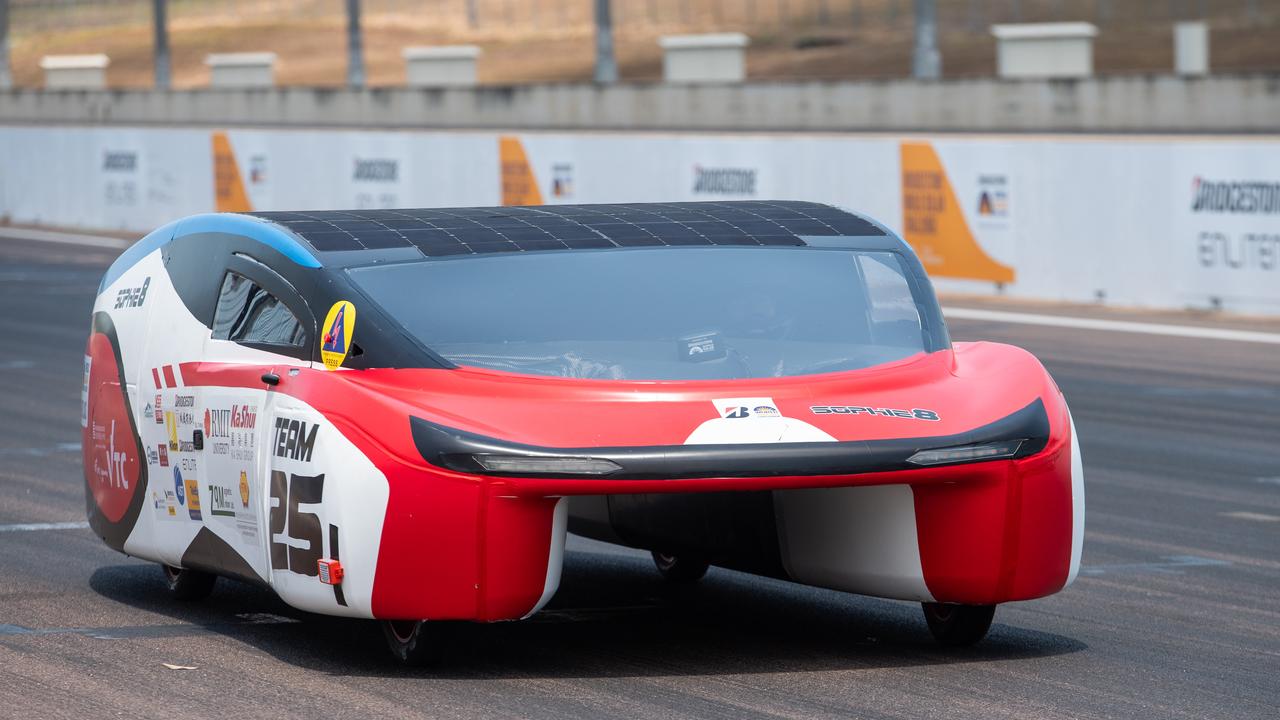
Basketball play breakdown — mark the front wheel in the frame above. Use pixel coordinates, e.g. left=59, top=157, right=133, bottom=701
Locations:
left=381, top=620, right=445, bottom=665
left=921, top=602, right=996, bottom=646
left=651, top=551, right=710, bottom=583
left=161, top=564, right=216, bottom=601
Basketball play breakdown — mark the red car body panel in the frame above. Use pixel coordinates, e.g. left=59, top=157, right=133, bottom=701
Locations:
left=174, top=339, right=1075, bottom=620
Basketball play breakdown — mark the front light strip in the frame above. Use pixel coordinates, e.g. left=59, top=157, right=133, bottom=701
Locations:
left=906, top=439, right=1025, bottom=467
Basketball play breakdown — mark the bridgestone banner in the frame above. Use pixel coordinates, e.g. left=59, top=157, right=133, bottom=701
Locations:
left=1, top=126, right=1277, bottom=314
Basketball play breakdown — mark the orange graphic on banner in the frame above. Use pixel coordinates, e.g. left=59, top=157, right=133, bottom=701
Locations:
left=900, top=142, right=1014, bottom=283
left=212, top=131, right=252, bottom=212
left=499, top=136, right=543, bottom=206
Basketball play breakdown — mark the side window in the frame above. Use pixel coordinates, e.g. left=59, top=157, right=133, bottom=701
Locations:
left=857, top=253, right=924, bottom=347
left=212, top=271, right=306, bottom=346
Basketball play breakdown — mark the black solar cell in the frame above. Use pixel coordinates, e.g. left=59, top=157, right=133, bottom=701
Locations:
left=246, top=201, right=883, bottom=260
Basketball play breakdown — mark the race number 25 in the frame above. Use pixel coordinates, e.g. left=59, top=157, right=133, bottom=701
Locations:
left=269, top=470, right=325, bottom=576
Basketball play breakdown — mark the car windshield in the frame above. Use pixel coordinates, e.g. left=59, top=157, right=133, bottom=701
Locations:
left=348, top=247, right=932, bottom=381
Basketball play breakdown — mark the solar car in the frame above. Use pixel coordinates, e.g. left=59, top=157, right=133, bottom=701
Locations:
left=82, top=201, right=1084, bottom=663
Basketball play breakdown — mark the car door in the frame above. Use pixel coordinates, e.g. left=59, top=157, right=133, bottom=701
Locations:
left=199, top=252, right=315, bottom=585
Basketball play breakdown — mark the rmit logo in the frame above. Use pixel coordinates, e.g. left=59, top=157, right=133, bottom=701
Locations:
left=206, top=408, right=231, bottom=438
left=274, top=418, right=318, bottom=462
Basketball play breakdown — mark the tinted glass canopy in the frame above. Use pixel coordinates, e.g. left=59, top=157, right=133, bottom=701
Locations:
left=349, top=246, right=930, bottom=381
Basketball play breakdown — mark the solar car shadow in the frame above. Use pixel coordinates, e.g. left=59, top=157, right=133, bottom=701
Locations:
left=88, top=543, right=1085, bottom=678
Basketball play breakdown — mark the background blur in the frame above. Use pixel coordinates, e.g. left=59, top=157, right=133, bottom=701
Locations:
left=4, top=0, right=1280, bottom=85
left=2, top=7, right=1280, bottom=719
left=1, top=1, right=1279, bottom=315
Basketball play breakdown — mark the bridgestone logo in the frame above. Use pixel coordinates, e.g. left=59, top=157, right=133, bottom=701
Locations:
left=1191, top=178, right=1280, bottom=214
left=353, top=158, right=398, bottom=182
left=693, top=166, right=757, bottom=195
left=102, top=151, right=137, bottom=172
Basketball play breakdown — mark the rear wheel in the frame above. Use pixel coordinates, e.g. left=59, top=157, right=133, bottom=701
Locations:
left=921, top=602, right=996, bottom=646
left=161, top=564, right=216, bottom=601
left=381, top=620, right=445, bottom=665
left=651, top=551, right=710, bottom=583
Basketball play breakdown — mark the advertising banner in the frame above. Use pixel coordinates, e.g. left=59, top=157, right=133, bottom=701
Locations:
left=0, top=126, right=1276, bottom=315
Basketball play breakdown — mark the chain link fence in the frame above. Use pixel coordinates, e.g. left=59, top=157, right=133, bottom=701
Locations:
left=9, top=0, right=1277, bottom=39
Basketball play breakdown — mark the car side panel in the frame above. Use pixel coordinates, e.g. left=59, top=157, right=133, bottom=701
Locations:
left=86, top=249, right=394, bottom=618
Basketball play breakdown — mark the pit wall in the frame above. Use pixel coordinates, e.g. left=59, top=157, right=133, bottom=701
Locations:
left=1, top=125, right=1277, bottom=315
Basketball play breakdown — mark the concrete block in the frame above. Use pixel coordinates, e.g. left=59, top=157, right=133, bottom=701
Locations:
left=206, top=52, right=276, bottom=88
left=403, top=45, right=481, bottom=87
left=39, top=54, right=109, bottom=90
left=992, top=23, right=1098, bottom=79
left=1175, top=22, right=1210, bottom=76
left=659, top=33, right=749, bottom=84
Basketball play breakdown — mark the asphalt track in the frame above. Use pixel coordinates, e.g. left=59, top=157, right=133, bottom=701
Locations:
left=1, top=232, right=1278, bottom=720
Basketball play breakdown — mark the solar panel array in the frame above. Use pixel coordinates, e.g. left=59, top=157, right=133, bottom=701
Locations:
left=248, top=201, right=884, bottom=259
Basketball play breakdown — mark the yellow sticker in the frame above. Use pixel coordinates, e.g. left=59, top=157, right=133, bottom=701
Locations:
left=165, top=411, right=178, bottom=451
left=320, top=301, right=356, bottom=371
left=238, top=470, right=250, bottom=508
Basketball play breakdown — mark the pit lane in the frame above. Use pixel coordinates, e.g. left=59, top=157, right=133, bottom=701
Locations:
left=1, top=232, right=1276, bottom=720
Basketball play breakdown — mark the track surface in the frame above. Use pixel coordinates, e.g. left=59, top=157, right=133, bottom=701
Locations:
left=1, top=235, right=1277, bottom=719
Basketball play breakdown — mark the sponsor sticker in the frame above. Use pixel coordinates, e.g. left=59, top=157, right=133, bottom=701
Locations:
left=185, top=477, right=202, bottom=520
left=714, top=397, right=781, bottom=420
left=165, top=411, right=178, bottom=451
left=208, top=482, right=237, bottom=518
left=81, top=355, right=92, bottom=429
left=112, top=277, right=150, bottom=310
left=811, top=405, right=941, bottom=421
left=173, top=466, right=185, bottom=505
left=320, top=301, right=356, bottom=371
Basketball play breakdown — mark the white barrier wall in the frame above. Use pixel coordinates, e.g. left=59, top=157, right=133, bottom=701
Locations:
left=1, top=125, right=1277, bottom=315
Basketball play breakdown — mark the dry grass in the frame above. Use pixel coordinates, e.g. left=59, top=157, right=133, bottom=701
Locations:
left=7, top=0, right=1280, bottom=88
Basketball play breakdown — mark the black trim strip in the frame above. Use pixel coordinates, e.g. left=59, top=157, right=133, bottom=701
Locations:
left=410, top=398, right=1050, bottom=481
left=329, top=523, right=347, bottom=607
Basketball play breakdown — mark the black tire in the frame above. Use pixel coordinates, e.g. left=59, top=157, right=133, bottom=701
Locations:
left=161, top=564, right=216, bottom=601
left=651, top=551, right=710, bottom=583
left=921, top=602, right=996, bottom=646
left=381, top=620, right=445, bottom=665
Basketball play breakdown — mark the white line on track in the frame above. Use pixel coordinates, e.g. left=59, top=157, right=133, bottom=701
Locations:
left=1221, top=511, right=1280, bottom=523
left=0, top=521, right=90, bottom=533
left=0, top=226, right=130, bottom=249
left=944, top=307, right=1280, bottom=345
